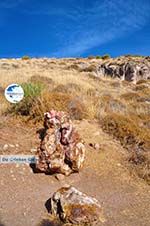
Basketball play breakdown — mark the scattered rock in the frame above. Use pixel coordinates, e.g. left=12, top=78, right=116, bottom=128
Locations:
left=36, top=110, right=85, bottom=176
left=3, top=144, right=9, bottom=150
left=49, top=186, right=105, bottom=225
left=94, top=143, right=100, bottom=150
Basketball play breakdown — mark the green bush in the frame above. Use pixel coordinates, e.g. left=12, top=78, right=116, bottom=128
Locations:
left=9, top=82, right=44, bottom=116
left=22, top=55, right=30, bottom=60
left=101, top=54, right=111, bottom=60
left=95, top=56, right=102, bottom=59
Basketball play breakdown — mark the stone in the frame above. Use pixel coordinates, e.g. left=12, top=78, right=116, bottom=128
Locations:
left=94, top=143, right=100, bottom=150
left=49, top=186, right=105, bottom=225
left=36, top=110, right=85, bottom=176
left=3, top=144, right=9, bottom=150
left=96, top=56, right=150, bottom=83
left=30, top=148, right=37, bottom=153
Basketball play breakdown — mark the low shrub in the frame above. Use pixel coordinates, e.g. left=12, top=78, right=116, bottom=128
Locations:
left=101, top=54, right=111, bottom=60
left=80, top=64, right=96, bottom=72
left=53, top=83, right=81, bottom=94
left=30, top=75, right=54, bottom=85
left=99, top=95, right=127, bottom=115
left=95, top=55, right=102, bottom=59
left=8, top=82, right=44, bottom=116
left=22, top=55, right=30, bottom=60
left=30, top=92, right=88, bottom=122
left=101, top=113, right=150, bottom=150
left=120, top=92, right=140, bottom=101
left=101, top=113, right=150, bottom=183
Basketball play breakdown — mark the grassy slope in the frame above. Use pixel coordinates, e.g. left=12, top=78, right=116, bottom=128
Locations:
left=0, top=57, right=150, bottom=183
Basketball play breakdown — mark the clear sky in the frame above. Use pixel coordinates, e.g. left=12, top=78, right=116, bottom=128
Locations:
left=0, top=0, right=150, bottom=58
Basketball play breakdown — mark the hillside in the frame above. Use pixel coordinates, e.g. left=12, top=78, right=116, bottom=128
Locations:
left=0, top=56, right=150, bottom=226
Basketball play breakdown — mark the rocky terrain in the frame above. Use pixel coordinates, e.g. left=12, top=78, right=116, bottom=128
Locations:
left=0, top=55, right=150, bottom=226
left=96, top=56, right=150, bottom=83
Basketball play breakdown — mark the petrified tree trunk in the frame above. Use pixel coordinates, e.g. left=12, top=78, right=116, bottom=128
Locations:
left=36, top=110, right=85, bottom=175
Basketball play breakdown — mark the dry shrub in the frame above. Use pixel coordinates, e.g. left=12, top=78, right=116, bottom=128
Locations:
left=128, top=151, right=150, bottom=184
left=110, top=81, right=121, bottom=88
left=67, top=64, right=79, bottom=70
left=98, top=95, right=127, bottom=116
left=135, top=84, right=149, bottom=92
left=101, top=113, right=150, bottom=183
left=30, top=75, right=54, bottom=86
left=53, top=84, right=68, bottom=93
left=53, top=83, right=81, bottom=94
left=136, top=79, right=148, bottom=84
left=80, top=64, right=96, bottom=72
left=130, top=102, right=150, bottom=116
left=28, top=91, right=88, bottom=122
left=121, top=92, right=140, bottom=101
left=101, top=113, right=150, bottom=150
left=86, top=88, right=100, bottom=98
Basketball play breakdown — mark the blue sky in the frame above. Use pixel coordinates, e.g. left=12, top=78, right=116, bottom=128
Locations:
left=0, top=0, right=150, bottom=58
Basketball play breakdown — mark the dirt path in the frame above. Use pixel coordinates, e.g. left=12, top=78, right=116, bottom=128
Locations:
left=0, top=117, right=150, bottom=226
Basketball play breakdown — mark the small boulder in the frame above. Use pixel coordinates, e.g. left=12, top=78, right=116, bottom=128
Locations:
left=50, top=186, right=105, bottom=225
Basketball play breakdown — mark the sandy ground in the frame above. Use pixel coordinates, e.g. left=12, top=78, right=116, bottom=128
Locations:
left=0, top=117, right=150, bottom=226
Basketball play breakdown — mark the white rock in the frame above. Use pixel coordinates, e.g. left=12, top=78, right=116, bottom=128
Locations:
left=9, top=144, right=15, bottom=148
left=3, top=144, right=9, bottom=150
left=30, top=148, right=37, bottom=153
left=94, top=143, right=100, bottom=150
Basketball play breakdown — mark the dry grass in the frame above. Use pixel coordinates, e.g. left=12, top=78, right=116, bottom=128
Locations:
left=101, top=113, right=150, bottom=183
left=0, top=58, right=150, bottom=183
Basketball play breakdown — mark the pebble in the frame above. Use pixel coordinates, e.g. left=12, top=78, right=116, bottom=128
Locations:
left=94, top=143, right=100, bottom=150
left=3, top=144, right=9, bottom=150
left=30, top=148, right=37, bottom=153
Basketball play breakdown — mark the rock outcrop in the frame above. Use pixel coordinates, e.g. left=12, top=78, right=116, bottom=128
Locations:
left=50, top=186, right=105, bottom=225
left=96, top=57, right=150, bottom=83
left=36, top=110, right=85, bottom=176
